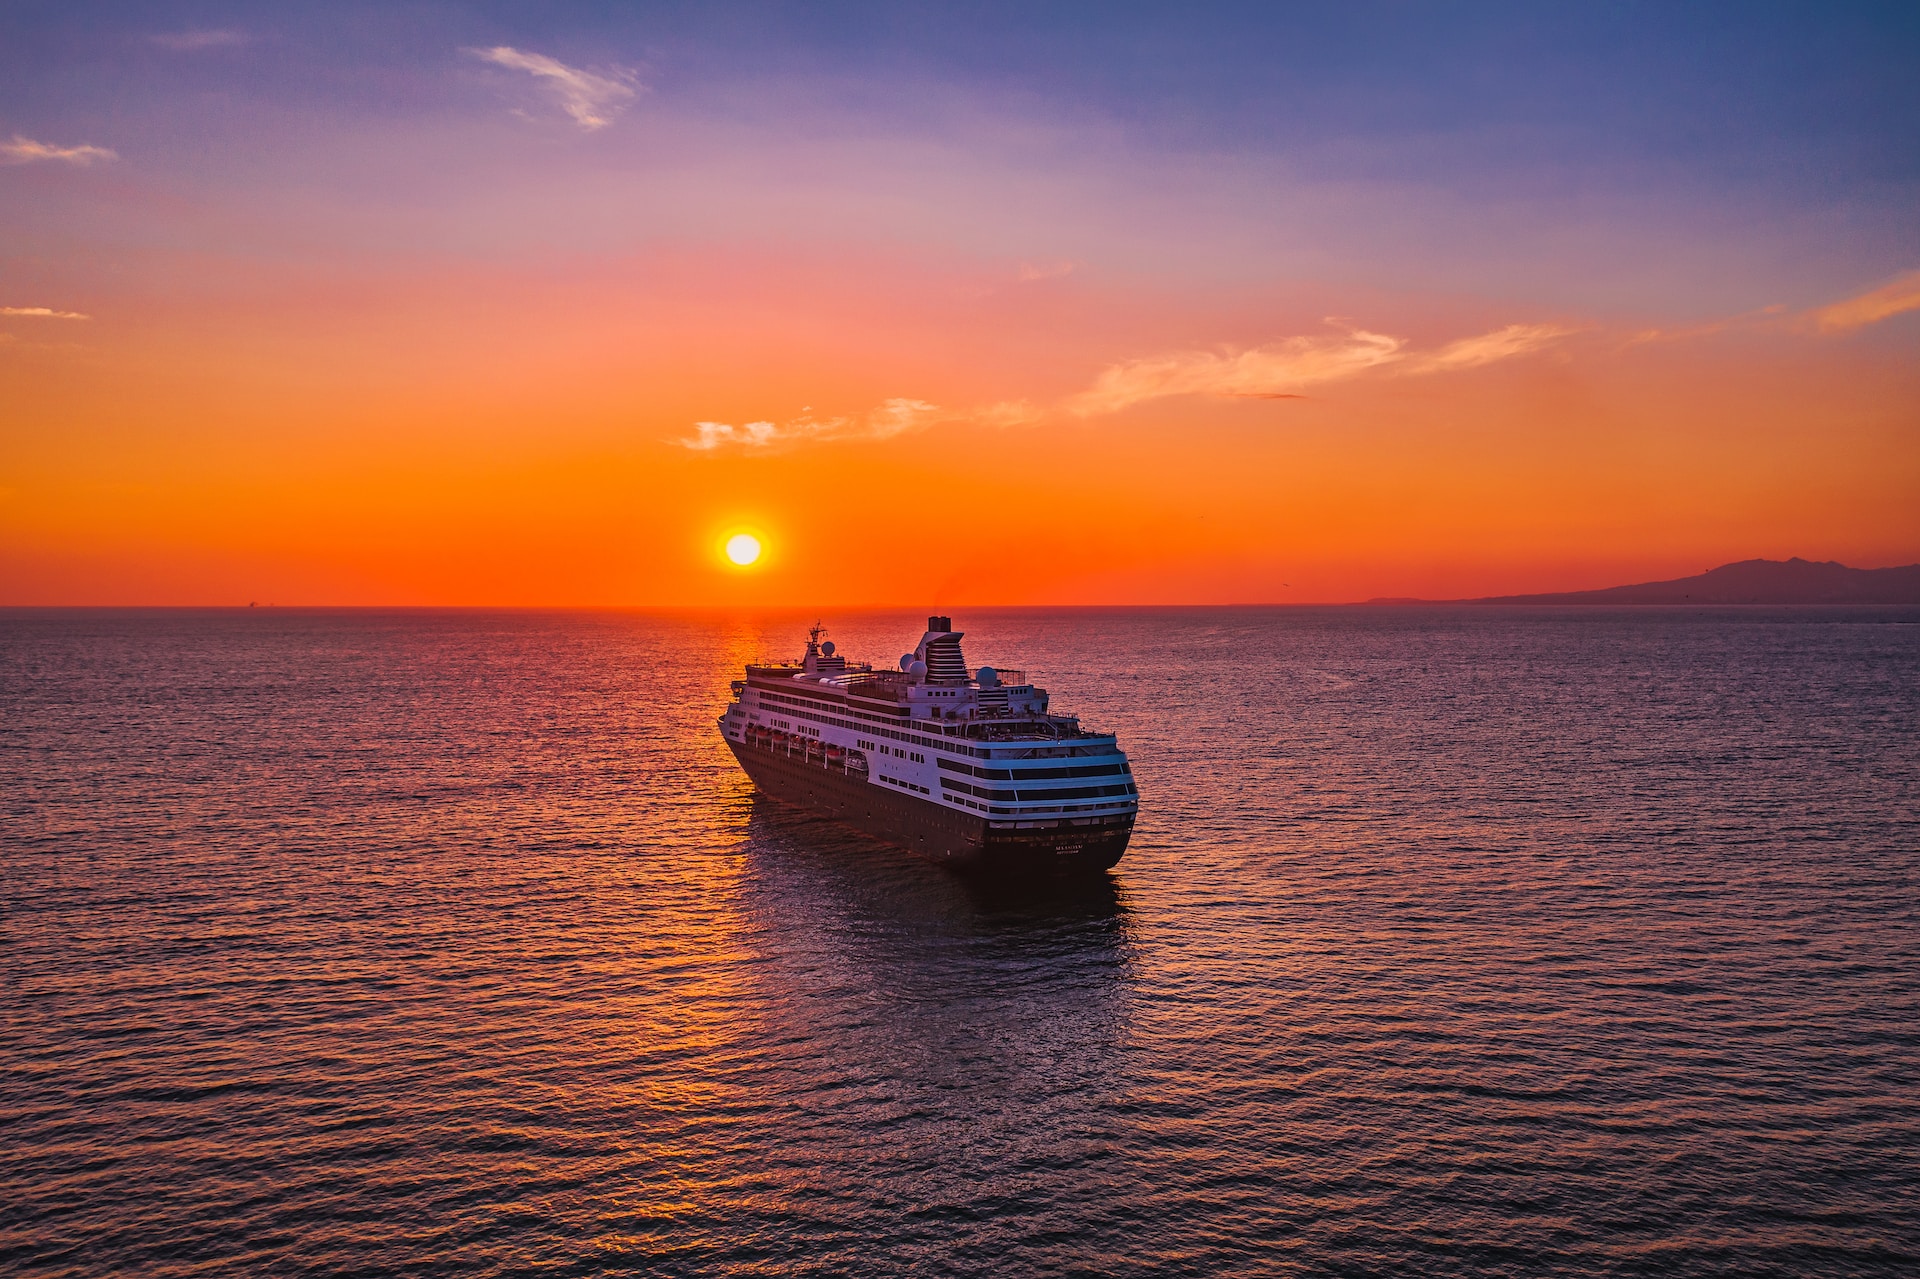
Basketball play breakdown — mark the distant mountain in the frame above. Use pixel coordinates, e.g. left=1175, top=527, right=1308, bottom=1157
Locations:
left=1471, top=558, right=1920, bottom=605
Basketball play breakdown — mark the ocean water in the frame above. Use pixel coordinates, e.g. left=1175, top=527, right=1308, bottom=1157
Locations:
left=3, top=606, right=1918, bottom=1277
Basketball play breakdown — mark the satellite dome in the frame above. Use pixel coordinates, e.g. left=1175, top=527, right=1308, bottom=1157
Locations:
left=900, top=653, right=916, bottom=672
left=909, top=660, right=927, bottom=679
left=820, top=640, right=835, bottom=656
left=976, top=666, right=999, bottom=687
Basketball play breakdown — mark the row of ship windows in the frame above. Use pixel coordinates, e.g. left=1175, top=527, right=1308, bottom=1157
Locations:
left=940, top=779, right=1137, bottom=802
left=752, top=691, right=1121, bottom=760
left=937, top=758, right=1127, bottom=781
left=953, top=796, right=1134, bottom=817
left=752, top=689, right=980, bottom=754
left=744, top=687, right=1052, bottom=756
left=857, top=739, right=923, bottom=763
left=751, top=687, right=1077, bottom=759
left=879, top=775, right=931, bottom=796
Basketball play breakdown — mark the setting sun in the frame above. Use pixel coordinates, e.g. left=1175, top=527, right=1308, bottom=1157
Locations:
left=725, top=534, right=763, bottom=566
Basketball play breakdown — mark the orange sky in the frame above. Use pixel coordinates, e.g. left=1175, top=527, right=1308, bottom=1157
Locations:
left=3, top=8, right=1917, bottom=604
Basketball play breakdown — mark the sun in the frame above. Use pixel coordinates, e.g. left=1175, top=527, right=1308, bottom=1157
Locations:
left=724, top=533, right=762, bottom=566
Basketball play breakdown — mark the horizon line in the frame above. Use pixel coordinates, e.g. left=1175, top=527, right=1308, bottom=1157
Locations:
left=6, top=599, right=1918, bottom=613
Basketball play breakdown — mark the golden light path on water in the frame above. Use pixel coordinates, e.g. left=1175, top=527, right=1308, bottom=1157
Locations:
left=3, top=606, right=1918, bottom=1275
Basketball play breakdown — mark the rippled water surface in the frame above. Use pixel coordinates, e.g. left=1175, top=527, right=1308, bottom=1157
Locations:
left=4, top=607, right=1919, bottom=1276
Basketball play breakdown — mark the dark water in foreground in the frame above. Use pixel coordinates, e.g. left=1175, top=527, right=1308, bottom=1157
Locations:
left=4, top=607, right=1918, bottom=1277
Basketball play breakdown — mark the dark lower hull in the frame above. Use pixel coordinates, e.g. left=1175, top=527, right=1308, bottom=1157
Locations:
left=726, top=738, right=1132, bottom=874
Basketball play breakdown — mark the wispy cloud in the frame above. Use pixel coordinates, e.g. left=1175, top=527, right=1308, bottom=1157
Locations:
left=680, top=397, right=1048, bottom=452
left=1067, top=327, right=1405, bottom=416
left=1067, top=320, right=1576, bottom=415
left=467, top=46, right=639, bottom=131
left=152, top=29, right=249, bottom=51
left=0, top=306, right=90, bottom=319
left=681, top=320, right=1575, bottom=450
left=975, top=400, right=1043, bottom=427
left=684, top=420, right=779, bottom=450
left=0, top=135, right=118, bottom=166
left=681, top=398, right=941, bottom=451
left=1403, top=323, right=1577, bottom=373
left=867, top=397, right=941, bottom=438
left=1810, top=269, right=1920, bottom=332
left=1616, top=269, right=1920, bottom=345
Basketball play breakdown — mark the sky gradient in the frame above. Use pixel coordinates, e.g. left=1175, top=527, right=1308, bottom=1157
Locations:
left=3, top=1, right=1917, bottom=604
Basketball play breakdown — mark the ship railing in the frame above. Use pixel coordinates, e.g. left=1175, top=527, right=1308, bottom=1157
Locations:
left=961, top=721, right=1106, bottom=742
left=752, top=727, right=869, bottom=776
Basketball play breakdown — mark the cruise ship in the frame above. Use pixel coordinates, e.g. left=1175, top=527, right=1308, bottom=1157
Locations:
left=719, top=618, right=1136, bottom=872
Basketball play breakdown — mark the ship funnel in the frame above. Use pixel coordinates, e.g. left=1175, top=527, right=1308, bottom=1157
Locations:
left=917, top=616, right=967, bottom=684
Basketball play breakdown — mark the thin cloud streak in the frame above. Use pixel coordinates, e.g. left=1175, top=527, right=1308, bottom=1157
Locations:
left=683, top=321, right=1576, bottom=449
left=681, top=397, right=1041, bottom=450
left=1068, top=327, right=1405, bottom=416
left=1404, top=323, right=1577, bottom=372
left=1811, top=269, right=1920, bottom=332
left=468, top=46, right=639, bottom=131
left=975, top=400, right=1042, bottom=427
left=0, top=307, right=90, bottom=319
left=1618, top=267, right=1920, bottom=345
left=0, top=135, right=117, bottom=165
left=682, top=398, right=941, bottom=451
left=1068, top=320, right=1579, bottom=415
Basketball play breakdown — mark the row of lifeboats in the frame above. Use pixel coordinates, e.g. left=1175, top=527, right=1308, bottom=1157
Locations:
left=745, top=724, right=869, bottom=774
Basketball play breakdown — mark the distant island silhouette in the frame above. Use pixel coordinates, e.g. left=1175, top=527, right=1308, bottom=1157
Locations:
left=1370, top=558, right=1920, bottom=605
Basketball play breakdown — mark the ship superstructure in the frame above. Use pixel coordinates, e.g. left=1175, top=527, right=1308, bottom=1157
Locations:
left=718, top=618, right=1136, bottom=872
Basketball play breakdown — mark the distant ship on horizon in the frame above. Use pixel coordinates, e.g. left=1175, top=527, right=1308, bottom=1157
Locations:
left=718, top=618, right=1137, bottom=873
